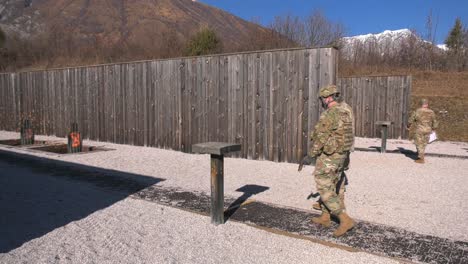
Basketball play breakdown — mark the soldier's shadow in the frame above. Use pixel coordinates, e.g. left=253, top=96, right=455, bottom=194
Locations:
left=397, top=147, right=418, bottom=160
left=224, top=184, right=269, bottom=222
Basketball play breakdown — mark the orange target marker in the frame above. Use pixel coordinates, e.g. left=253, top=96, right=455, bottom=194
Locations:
left=70, top=132, right=81, bottom=148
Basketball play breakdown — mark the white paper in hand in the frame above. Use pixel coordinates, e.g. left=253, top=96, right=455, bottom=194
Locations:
left=429, top=131, right=437, bottom=144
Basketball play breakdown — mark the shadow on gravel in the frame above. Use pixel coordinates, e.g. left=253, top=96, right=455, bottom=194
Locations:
left=356, top=146, right=468, bottom=160
left=0, top=149, right=164, bottom=253
left=224, top=184, right=269, bottom=222
left=369, top=146, right=382, bottom=152
left=357, top=146, right=420, bottom=160
left=397, top=147, right=419, bottom=160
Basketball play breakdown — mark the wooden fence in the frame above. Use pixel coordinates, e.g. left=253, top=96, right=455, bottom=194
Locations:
left=338, top=75, right=412, bottom=139
left=0, top=48, right=411, bottom=163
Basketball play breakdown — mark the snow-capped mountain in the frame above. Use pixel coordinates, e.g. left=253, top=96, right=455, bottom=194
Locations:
left=342, top=29, right=414, bottom=44
left=437, top=44, right=448, bottom=51
left=340, top=29, right=446, bottom=57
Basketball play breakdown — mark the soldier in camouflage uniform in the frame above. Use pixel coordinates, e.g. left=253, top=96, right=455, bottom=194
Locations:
left=407, top=99, right=438, bottom=164
left=312, top=98, right=354, bottom=211
left=302, top=85, right=355, bottom=237
left=336, top=99, right=354, bottom=210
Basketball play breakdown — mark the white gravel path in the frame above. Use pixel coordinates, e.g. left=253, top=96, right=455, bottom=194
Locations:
left=1, top=130, right=467, bottom=246
left=0, top=194, right=398, bottom=264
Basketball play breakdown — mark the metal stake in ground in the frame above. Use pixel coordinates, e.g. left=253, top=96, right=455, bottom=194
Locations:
left=20, top=119, right=34, bottom=145
left=192, top=142, right=241, bottom=225
left=68, top=123, right=83, bottom=153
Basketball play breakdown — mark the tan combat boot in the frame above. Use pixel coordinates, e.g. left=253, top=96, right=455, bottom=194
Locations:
left=415, top=156, right=425, bottom=164
left=311, top=212, right=331, bottom=228
left=333, top=212, right=355, bottom=237
left=312, top=202, right=321, bottom=211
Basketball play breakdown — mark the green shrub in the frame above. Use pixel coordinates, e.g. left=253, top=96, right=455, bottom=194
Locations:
left=185, top=27, right=222, bottom=56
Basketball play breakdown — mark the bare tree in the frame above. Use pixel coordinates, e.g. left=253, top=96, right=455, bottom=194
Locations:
left=423, top=9, right=440, bottom=70
left=0, top=26, right=5, bottom=48
left=462, top=27, right=468, bottom=70
left=268, top=14, right=302, bottom=48
left=304, top=10, right=345, bottom=47
left=266, top=10, right=345, bottom=48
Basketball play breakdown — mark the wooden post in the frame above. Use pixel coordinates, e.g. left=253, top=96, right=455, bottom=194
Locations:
left=210, top=154, right=224, bottom=224
left=20, top=119, right=34, bottom=145
left=381, top=126, right=388, bottom=153
left=375, top=121, right=393, bottom=153
left=192, top=142, right=241, bottom=225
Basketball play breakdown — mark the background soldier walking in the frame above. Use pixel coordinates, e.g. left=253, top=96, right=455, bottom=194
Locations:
left=407, top=99, right=439, bottom=164
left=299, top=85, right=355, bottom=237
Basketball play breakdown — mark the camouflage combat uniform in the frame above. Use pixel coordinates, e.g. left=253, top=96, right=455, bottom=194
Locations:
left=408, top=103, right=438, bottom=160
left=337, top=101, right=354, bottom=209
left=309, top=99, right=354, bottom=216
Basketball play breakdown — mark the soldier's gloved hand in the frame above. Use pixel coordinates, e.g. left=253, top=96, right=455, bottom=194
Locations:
left=298, top=155, right=316, bottom=171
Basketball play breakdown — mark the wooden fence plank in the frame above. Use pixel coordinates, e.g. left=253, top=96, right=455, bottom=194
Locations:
left=338, top=75, right=411, bottom=139
left=0, top=48, right=411, bottom=163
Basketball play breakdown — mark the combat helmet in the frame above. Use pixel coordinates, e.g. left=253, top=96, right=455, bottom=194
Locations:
left=319, top=85, right=339, bottom=98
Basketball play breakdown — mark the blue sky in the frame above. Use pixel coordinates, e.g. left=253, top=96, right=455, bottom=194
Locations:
left=199, top=0, right=468, bottom=44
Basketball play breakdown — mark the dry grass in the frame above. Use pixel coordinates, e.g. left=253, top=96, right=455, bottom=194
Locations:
left=412, top=71, right=468, bottom=142
left=412, top=71, right=468, bottom=97
left=410, top=96, right=468, bottom=142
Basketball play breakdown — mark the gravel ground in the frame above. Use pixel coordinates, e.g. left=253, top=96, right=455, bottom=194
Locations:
left=355, top=137, right=468, bottom=156
left=1, top=130, right=467, bottom=259
left=1, top=200, right=399, bottom=264
left=0, top=157, right=398, bottom=264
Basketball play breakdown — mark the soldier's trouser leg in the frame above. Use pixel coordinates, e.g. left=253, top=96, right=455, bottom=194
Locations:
left=314, top=153, right=346, bottom=216
left=319, top=173, right=347, bottom=211
left=339, top=153, right=350, bottom=210
left=414, top=133, right=429, bottom=159
left=338, top=179, right=346, bottom=211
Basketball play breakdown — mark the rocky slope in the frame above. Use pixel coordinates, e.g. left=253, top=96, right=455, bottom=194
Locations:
left=0, top=0, right=266, bottom=49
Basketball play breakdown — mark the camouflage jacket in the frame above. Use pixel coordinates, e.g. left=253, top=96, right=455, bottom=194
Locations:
left=339, top=101, right=355, bottom=151
left=408, top=107, right=438, bottom=134
left=309, top=103, right=354, bottom=157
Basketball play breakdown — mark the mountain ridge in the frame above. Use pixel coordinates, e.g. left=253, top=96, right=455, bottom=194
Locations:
left=340, top=28, right=447, bottom=58
left=0, top=0, right=267, bottom=50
